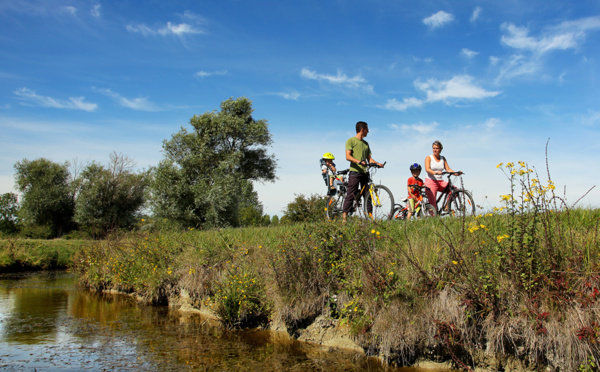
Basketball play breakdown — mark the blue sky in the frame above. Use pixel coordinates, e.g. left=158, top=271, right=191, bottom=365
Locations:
left=1, top=0, right=599, bottom=216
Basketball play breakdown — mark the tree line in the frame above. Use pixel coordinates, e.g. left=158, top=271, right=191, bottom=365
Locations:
left=0, top=97, right=325, bottom=239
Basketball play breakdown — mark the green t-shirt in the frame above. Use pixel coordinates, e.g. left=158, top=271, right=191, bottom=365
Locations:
left=345, top=137, right=371, bottom=173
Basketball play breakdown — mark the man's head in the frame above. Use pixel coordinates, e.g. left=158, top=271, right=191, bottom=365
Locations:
left=356, top=121, right=369, bottom=136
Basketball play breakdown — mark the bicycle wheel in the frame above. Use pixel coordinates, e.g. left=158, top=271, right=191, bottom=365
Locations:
left=420, top=203, right=438, bottom=218
left=450, top=189, right=475, bottom=217
left=392, top=204, right=408, bottom=220
left=365, top=185, right=394, bottom=221
left=325, top=192, right=345, bottom=220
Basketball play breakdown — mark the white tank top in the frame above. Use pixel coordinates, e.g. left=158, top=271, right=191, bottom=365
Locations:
left=428, top=155, right=445, bottom=181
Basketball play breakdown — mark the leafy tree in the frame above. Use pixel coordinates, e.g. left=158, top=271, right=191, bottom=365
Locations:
left=150, top=97, right=277, bottom=228
left=238, top=182, right=269, bottom=227
left=14, top=158, right=74, bottom=237
left=282, top=194, right=327, bottom=223
left=0, top=193, right=20, bottom=234
left=75, top=153, right=148, bottom=236
left=271, top=215, right=280, bottom=225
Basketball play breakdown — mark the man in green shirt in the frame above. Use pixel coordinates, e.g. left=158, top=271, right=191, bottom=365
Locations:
left=342, top=121, right=384, bottom=220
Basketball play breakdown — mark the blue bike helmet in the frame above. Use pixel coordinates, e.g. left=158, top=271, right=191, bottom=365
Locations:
left=410, top=163, right=422, bottom=171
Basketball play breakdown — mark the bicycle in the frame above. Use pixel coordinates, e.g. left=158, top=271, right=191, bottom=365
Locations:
left=325, top=169, right=349, bottom=220
left=393, top=185, right=437, bottom=220
left=434, top=172, right=476, bottom=217
left=325, top=163, right=394, bottom=221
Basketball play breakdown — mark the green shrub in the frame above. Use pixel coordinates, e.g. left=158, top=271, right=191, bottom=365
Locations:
left=18, top=224, right=53, bottom=239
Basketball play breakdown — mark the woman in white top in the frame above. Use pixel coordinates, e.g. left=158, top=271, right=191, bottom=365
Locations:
left=424, top=140, right=462, bottom=211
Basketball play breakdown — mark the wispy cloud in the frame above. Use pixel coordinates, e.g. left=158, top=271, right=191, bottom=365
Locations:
left=470, top=6, right=482, bottom=23
left=484, top=117, right=500, bottom=129
left=126, top=22, right=204, bottom=36
left=195, top=70, right=227, bottom=78
left=495, top=17, right=600, bottom=82
left=501, top=17, right=600, bottom=55
left=461, top=48, right=479, bottom=59
left=423, top=11, right=454, bottom=29
left=416, top=75, right=500, bottom=103
left=380, top=75, right=500, bottom=111
left=91, top=4, right=101, bottom=17
left=389, top=121, right=439, bottom=134
left=14, top=87, right=97, bottom=111
left=300, top=68, right=374, bottom=93
left=94, top=88, right=162, bottom=111
left=126, top=12, right=206, bottom=37
left=275, top=91, right=301, bottom=100
left=62, top=6, right=77, bottom=16
left=380, top=97, right=424, bottom=111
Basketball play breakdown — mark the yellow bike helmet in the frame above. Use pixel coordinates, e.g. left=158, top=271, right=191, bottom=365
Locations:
left=322, top=152, right=335, bottom=160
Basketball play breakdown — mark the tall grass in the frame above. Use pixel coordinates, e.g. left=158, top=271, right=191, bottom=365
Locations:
left=73, top=160, right=600, bottom=370
left=0, top=238, right=89, bottom=272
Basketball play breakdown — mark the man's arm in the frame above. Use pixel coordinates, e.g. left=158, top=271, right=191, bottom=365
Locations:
left=346, top=149, right=363, bottom=165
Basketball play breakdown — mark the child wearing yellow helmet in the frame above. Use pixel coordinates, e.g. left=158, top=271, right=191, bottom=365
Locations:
left=321, top=152, right=337, bottom=193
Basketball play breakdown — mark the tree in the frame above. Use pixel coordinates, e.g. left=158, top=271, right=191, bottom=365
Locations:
left=0, top=193, right=20, bottom=234
left=238, top=181, right=270, bottom=227
left=14, top=158, right=74, bottom=237
left=75, top=152, right=148, bottom=236
left=282, top=194, right=327, bottom=223
left=150, top=97, right=277, bottom=228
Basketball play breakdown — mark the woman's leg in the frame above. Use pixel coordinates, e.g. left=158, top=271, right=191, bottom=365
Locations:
left=425, top=178, right=439, bottom=210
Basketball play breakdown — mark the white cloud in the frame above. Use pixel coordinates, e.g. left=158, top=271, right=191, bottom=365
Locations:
left=62, top=6, right=77, bottom=16
left=276, top=91, right=301, bottom=100
left=470, top=6, right=482, bottom=23
left=14, top=87, right=97, bottom=112
left=379, top=97, right=424, bottom=111
left=461, top=48, right=479, bottom=59
left=484, top=118, right=500, bottom=129
left=389, top=121, right=439, bottom=134
left=489, top=56, right=500, bottom=66
left=380, top=75, right=500, bottom=112
left=126, top=21, right=204, bottom=37
left=581, top=110, right=600, bottom=127
left=495, top=54, right=541, bottom=82
left=416, top=75, right=501, bottom=103
left=195, top=70, right=227, bottom=78
left=94, top=88, right=162, bottom=111
left=494, top=17, right=600, bottom=82
left=91, top=4, right=101, bottom=17
left=501, top=16, right=600, bottom=55
left=159, top=22, right=203, bottom=36
left=423, top=11, right=454, bottom=29
left=300, top=68, right=374, bottom=93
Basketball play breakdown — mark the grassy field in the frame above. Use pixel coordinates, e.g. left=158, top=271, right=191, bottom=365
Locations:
left=70, top=204, right=600, bottom=370
left=0, top=238, right=91, bottom=272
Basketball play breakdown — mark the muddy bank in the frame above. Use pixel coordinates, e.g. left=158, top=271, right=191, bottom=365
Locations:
left=161, top=289, right=540, bottom=372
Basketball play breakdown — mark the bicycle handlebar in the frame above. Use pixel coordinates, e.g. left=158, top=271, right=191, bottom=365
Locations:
left=364, top=161, right=386, bottom=168
left=441, top=171, right=464, bottom=176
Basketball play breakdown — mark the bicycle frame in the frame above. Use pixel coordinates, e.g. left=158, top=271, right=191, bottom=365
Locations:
left=434, top=172, right=474, bottom=216
left=344, top=162, right=393, bottom=220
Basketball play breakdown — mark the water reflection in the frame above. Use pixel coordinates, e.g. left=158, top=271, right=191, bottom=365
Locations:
left=0, top=272, right=442, bottom=371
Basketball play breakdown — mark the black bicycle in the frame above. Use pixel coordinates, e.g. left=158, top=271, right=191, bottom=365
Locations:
left=435, top=172, right=476, bottom=217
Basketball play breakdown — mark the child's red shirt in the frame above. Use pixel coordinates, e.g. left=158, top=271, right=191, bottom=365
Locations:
left=407, top=176, right=424, bottom=200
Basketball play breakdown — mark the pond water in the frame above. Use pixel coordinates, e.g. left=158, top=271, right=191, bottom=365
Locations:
left=0, top=271, right=444, bottom=371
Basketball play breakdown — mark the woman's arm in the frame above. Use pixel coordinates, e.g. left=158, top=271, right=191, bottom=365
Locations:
left=424, top=156, right=437, bottom=176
